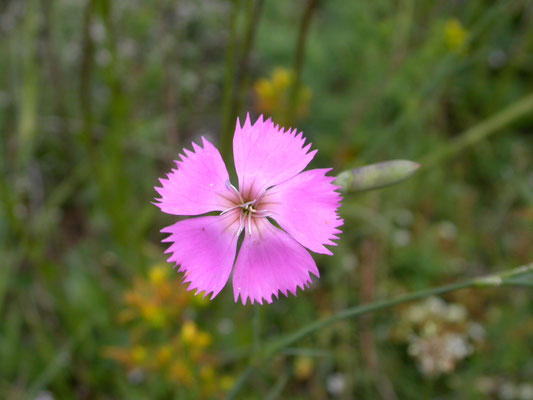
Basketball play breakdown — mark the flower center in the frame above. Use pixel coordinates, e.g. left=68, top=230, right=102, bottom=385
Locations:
left=221, top=181, right=271, bottom=235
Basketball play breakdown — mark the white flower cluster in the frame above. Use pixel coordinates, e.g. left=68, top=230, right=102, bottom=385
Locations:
left=408, top=332, right=473, bottom=376
left=477, top=377, right=533, bottom=400
left=398, top=297, right=484, bottom=377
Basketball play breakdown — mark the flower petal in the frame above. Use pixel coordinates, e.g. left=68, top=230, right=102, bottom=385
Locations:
left=232, top=219, right=319, bottom=305
left=162, top=211, right=240, bottom=299
left=155, top=137, right=235, bottom=216
left=233, top=114, right=317, bottom=199
left=261, top=169, right=343, bottom=255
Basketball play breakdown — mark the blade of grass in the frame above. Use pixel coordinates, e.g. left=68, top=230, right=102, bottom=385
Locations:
left=422, top=92, right=533, bottom=168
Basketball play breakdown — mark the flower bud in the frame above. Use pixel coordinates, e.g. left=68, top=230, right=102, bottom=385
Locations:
left=336, top=160, right=421, bottom=193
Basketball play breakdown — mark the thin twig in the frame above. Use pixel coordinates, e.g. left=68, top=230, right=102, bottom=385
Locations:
left=228, top=262, right=533, bottom=398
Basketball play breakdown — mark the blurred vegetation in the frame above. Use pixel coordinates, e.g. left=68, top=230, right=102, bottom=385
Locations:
left=1, top=0, right=533, bottom=399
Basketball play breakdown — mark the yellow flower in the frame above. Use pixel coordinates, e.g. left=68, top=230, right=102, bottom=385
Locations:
left=293, top=356, right=314, bottom=380
left=193, top=331, right=212, bottom=349
left=149, top=264, right=169, bottom=285
left=169, top=360, right=194, bottom=386
left=155, top=345, right=173, bottom=367
left=117, top=309, right=137, bottom=324
left=102, top=346, right=131, bottom=366
left=255, top=78, right=274, bottom=99
left=132, top=346, right=147, bottom=364
left=181, top=320, right=197, bottom=344
left=192, top=293, right=210, bottom=307
left=140, top=303, right=166, bottom=327
left=254, top=79, right=276, bottom=113
left=220, top=375, right=235, bottom=392
left=123, top=289, right=142, bottom=308
left=272, top=67, right=291, bottom=89
left=253, top=67, right=312, bottom=122
left=200, top=365, right=215, bottom=382
left=444, top=18, right=467, bottom=52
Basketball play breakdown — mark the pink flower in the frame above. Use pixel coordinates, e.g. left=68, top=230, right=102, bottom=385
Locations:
left=154, top=114, right=343, bottom=305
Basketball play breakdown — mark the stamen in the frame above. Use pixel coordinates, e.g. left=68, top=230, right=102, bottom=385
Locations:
left=239, top=199, right=257, bottom=209
left=226, top=180, right=244, bottom=203
left=254, top=209, right=271, bottom=216
left=237, top=211, right=245, bottom=235
left=221, top=182, right=267, bottom=235
left=247, top=212, right=252, bottom=235
left=220, top=204, right=241, bottom=215
left=254, top=186, right=271, bottom=202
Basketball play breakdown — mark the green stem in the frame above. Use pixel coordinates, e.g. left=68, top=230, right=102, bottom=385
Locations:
left=226, top=301, right=262, bottom=400
left=220, top=0, right=241, bottom=166
left=0, top=171, right=21, bottom=240
left=79, top=0, right=96, bottom=154
left=286, top=0, right=319, bottom=124
left=252, top=306, right=261, bottom=355
left=226, top=364, right=255, bottom=400
left=228, top=262, right=533, bottom=398
left=260, top=280, right=474, bottom=361
left=422, top=92, right=533, bottom=168
left=503, top=279, right=533, bottom=288
left=231, top=0, right=265, bottom=122
left=263, top=263, right=533, bottom=359
left=265, top=370, right=290, bottom=400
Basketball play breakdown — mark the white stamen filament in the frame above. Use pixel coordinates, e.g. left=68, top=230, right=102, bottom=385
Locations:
left=221, top=183, right=270, bottom=236
left=253, top=209, right=271, bottom=217
left=238, top=212, right=245, bottom=235
left=239, top=199, right=257, bottom=209
left=226, top=180, right=244, bottom=203
left=220, top=204, right=242, bottom=215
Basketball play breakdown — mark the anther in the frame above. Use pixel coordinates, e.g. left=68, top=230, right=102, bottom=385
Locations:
left=239, top=199, right=257, bottom=210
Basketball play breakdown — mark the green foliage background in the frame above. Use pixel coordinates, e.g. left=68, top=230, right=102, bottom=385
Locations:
left=1, top=0, right=533, bottom=398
